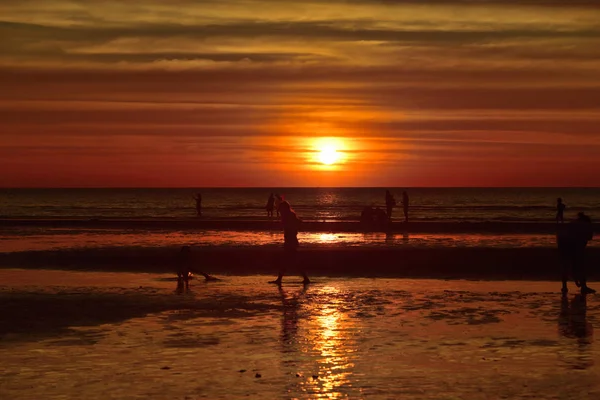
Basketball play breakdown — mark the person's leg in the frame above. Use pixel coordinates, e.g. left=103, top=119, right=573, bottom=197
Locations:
left=404, top=207, right=408, bottom=222
left=577, top=249, right=596, bottom=294
left=561, top=262, right=569, bottom=294
left=198, top=271, right=219, bottom=281
left=292, top=248, right=310, bottom=284
left=269, top=249, right=287, bottom=284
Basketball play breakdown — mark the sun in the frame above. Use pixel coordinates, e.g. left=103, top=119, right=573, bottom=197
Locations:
left=314, top=137, right=345, bottom=166
left=318, top=145, right=340, bottom=165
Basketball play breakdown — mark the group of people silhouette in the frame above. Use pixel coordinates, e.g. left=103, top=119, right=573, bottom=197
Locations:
left=361, top=190, right=410, bottom=227
left=181, top=192, right=595, bottom=295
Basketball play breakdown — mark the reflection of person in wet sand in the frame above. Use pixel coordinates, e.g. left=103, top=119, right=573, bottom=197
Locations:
left=557, top=212, right=595, bottom=295
left=270, top=201, right=310, bottom=285
left=176, top=246, right=218, bottom=289
left=558, top=294, right=593, bottom=369
left=279, top=285, right=308, bottom=348
left=278, top=285, right=309, bottom=394
left=559, top=294, right=593, bottom=341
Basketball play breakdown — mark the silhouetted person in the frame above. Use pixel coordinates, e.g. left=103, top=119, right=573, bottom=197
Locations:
left=193, top=193, right=202, bottom=217
left=269, top=200, right=310, bottom=285
left=177, top=246, right=218, bottom=288
left=401, top=191, right=409, bottom=222
left=556, top=198, right=566, bottom=223
left=360, top=206, right=375, bottom=226
left=373, top=206, right=388, bottom=229
left=274, top=194, right=283, bottom=218
left=266, top=193, right=275, bottom=217
left=385, top=190, right=396, bottom=220
left=558, top=212, right=595, bottom=295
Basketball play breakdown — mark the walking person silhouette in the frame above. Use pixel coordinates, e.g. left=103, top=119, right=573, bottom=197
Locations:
left=558, top=212, right=595, bottom=295
left=269, top=200, right=310, bottom=285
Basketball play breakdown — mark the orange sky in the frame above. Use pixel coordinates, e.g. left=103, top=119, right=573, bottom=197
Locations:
left=1, top=1, right=600, bottom=187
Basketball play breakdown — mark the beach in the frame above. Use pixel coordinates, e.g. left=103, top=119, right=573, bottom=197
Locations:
left=1, top=270, right=599, bottom=399
left=2, top=189, right=599, bottom=399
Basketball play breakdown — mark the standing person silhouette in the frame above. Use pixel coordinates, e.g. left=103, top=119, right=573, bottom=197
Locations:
left=385, top=190, right=396, bottom=221
left=266, top=193, right=275, bottom=218
left=193, top=193, right=202, bottom=217
left=269, top=200, right=310, bottom=285
left=274, top=194, right=283, bottom=218
left=556, top=198, right=566, bottom=223
left=401, top=191, right=410, bottom=223
left=558, top=212, right=595, bottom=295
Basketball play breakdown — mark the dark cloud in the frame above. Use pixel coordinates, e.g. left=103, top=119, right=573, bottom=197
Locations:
left=3, top=20, right=600, bottom=47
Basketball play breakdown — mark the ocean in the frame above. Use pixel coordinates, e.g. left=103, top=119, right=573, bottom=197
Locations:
left=1, top=187, right=599, bottom=222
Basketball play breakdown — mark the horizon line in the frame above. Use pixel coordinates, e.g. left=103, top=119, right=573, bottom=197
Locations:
left=2, top=186, right=600, bottom=190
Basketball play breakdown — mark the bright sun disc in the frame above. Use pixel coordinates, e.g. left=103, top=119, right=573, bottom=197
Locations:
left=318, top=146, right=340, bottom=165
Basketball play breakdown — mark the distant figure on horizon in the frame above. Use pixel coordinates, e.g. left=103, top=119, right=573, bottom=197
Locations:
left=558, top=212, right=595, bottom=295
left=177, top=246, right=218, bottom=289
left=556, top=198, right=566, bottom=223
left=401, top=191, right=410, bottom=223
left=193, top=193, right=202, bottom=217
left=266, top=193, right=275, bottom=218
left=274, top=194, right=283, bottom=217
left=385, top=190, right=396, bottom=220
left=269, top=200, right=310, bottom=286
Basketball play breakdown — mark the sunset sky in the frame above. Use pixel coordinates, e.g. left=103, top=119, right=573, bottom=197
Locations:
left=1, top=0, right=600, bottom=187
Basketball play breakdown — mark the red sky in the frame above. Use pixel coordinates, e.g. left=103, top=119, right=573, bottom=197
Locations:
left=1, top=1, right=600, bottom=187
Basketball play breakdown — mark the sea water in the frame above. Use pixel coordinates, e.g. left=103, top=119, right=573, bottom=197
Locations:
left=1, top=187, right=598, bottom=222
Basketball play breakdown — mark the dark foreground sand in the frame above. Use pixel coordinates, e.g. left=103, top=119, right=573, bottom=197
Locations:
left=2, top=246, right=600, bottom=280
left=1, top=269, right=600, bottom=399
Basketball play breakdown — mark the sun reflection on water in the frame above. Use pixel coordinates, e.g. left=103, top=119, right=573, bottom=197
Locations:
left=308, top=286, right=357, bottom=398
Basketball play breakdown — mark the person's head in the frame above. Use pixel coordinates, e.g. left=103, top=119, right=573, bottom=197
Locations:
left=279, top=200, right=292, bottom=215
left=557, top=197, right=562, bottom=203
left=181, top=245, right=191, bottom=253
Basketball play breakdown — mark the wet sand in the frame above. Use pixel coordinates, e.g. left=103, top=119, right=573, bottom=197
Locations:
left=1, top=269, right=599, bottom=399
left=2, top=218, right=598, bottom=234
left=2, top=246, right=600, bottom=281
